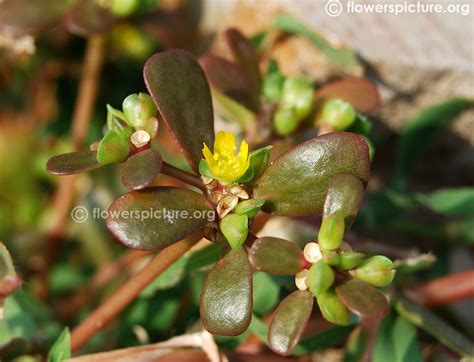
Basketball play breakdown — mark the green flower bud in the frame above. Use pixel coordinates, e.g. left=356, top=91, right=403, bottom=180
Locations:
left=280, top=77, right=314, bottom=119
left=317, top=289, right=350, bottom=325
left=122, top=93, right=157, bottom=129
left=110, top=0, right=139, bottom=17
left=263, top=72, right=285, bottom=102
left=274, top=108, right=300, bottom=136
left=249, top=145, right=272, bottom=181
left=110, top=24, right=154, bottom=61
left=319, top=99, right=356, bottom=131
left=318, top=211, right=345, bottom=250
left=233, top=198, right=265, bottom=218
left=219, top=214, right=249, bottom=249
left=322, top=249, right=340, bottom=266
left=339, top=252, right=364, bottom=270
left=355, top=255, right=395, bottom=287
left=307, top=260, right=335, bottom=296
left=96, top=130, right=130, bottom=165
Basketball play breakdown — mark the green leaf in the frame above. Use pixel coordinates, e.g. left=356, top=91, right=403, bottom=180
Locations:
left=293, top=325, right=355, bottom=356
left=140, top=256, right=187, bottom=297
left=47, top=328, right=70, bottom=362
left=272, top=14, right=360, bottom=71
left=121, top=148, right=162, bottom=190
left=0, top=243, right=20, bottom=296
left=249, top=146, right=272, bottom=182
left=393, top=98, right=473, bottom=190
left=253, top=132, right=370, bottom=216
left=234, top=198, right=265, bottom=218
left=199, top=54, right=259, bottom=111
left=224, top=28, right=262, bottom=95
left=314, top=77, right=380, bottom=113
left=219, top=214, right=249, bottom=249
left=200, top=248, right=252, bottom=336
left=97, top=130, right=130, bottom=165
left=268, top=290, right=314, bottom=355
left=48, top=264, right=87, bottom=294
left=249, top=237, right=304, bottom=275
left=317, top=289, right=350, bottom=326
left=335, top=279, right=389, bottom=320
left=253, top=272, right=280, bottom=316
left=186, top=243, right=223, bottom=271
left=210, top=88, right=257, bottom=130
left=46, top=151, right=102, bottom=175
left=307, top=260, right=335, bottom=296
left=318, top=210, right=345, bottom=250
left=346, top=113, right=372, bottom=136
left=144, top=50, right=215, bottom=173
left=107, top=187, right=212, bottom=250
left=415, top=188, right=474, bottom=216
left=395, top=296, right=474, bottom=357
left=198, top=159, right=214, bottom=178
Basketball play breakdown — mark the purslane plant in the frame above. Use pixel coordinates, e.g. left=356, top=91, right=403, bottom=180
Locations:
left=46, top=49, right=395, bottom=355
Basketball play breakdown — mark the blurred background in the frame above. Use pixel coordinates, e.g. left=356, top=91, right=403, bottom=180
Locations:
left=0, top=0, right=472, bottom=361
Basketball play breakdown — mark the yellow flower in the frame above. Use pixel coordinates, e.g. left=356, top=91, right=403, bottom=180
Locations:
left=202, top=131, right=250, bottom=183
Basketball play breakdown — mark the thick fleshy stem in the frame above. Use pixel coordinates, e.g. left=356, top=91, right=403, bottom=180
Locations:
left=161, top=162, right=206, bottom=192
left=70, top=234, right=201, bottom=352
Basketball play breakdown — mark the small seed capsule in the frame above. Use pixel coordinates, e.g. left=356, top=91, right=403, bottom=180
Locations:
left=319, top=98, right=356, bottom=131
left=354, top=255, right=395, bottom=287
left=122, top=93, right=157, bottom=129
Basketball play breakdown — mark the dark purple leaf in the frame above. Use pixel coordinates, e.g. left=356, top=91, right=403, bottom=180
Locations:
left=249, top=237, right=304, bottom=275
left=253, top=132, right=370, bottom=216
left=107, top=187, right=212, bottom=250
left=199, top=54, right=259, bottom=111
left=314, top=78, right=380, bottom=113
left=324, top=173, right=365, bottom=228
left=144, top=50, right=214, bottom=173
left=336, top=279, right=389, bottom=320
left=268, top=290, right=314, bottom=355
left=121, top=149, right=162, bottom=190
left=224, top=28, right=261, bottom=95
left=200, top=248, right=252, bottom=336
left=46, top=151, right=102, bottom=175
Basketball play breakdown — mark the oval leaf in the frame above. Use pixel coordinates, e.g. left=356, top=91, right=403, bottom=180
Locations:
left=336, top=279, right=389, bottom=320
left=324, top=173, right=364, bottom=228
left=315, top=78, right=380, bottom=113
left=199, top=54, right=259, bottom=111
left=107, top=187, right=212, bottom=250
left=249, top=237, right=304, bottom=275
left=121, top=149, right=162, bottom=190
left=144, top=50, right=214, bottom=173
left=269, top=290, right=314, bottom=355
left=46, top=151, right=102, bottom=175
left=253, top=132, right=370, bottom=216
left=200, top=248, right=252, bottom=336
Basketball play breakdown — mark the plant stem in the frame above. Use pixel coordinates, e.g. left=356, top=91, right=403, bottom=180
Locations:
left=406, top=269, right=474, bottom=308
left=161, top=162, right=205, bottom=191
left=70, top=234, right=201, bottom=352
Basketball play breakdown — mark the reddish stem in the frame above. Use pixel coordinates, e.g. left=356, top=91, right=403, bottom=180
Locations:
left=406, top=269, right=474, bottom=308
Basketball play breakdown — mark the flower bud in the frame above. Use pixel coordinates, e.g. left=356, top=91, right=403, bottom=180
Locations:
left=319, top=99, right=356, bottom=131
left=263, top=72, right=285, bottom=102
left=318, top=211, right=345, bottom=250
left=339, top=252, right=364, bottom=270
left=122, top=93, right=157, bottom=129
left=322, top=249, right=340, bottom=266
left=233, top=198, right=265, bottom=218
left=110, top=0, right=139, bottom=17
left=96, top=130, right=130, bottom=165
left=274, top=108, right=299, bottom=136
left=280, top=77, right=314, bottom=119
left=354, top=255, right=395, bottom=287
left=307, top=260, right=334, bottom=296
left=317, top=289, right=350, bottom=325
left=219, top=214, right=249, bottom=249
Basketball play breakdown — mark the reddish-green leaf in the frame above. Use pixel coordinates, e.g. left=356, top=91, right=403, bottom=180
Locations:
left=253, top=132, right=370, bottom=216
left=324, top=173, right=365, bottom=228
left=268, top=290, right=314, bottom=355
left=199, top=54, right=259, bottom=111
left=121, top=149, right=162, bottom=190
left=200, top=248, right=252, bottom=336
left=314, top=78, right=380, bottom=113
left=46, top=151, right=102, bottom=175
left=224, top=28, right=261, bottom=95
left=144, top=50, right=214, bottom=173
left=107, top=187, right=212, bottom=250
left=336, top=279, right=389, bottom=320
left=0, top=0, right=74, bottom=36
left=64, top=0, right=117, bottom=37
left=249, top=237, right=304, bottom=275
